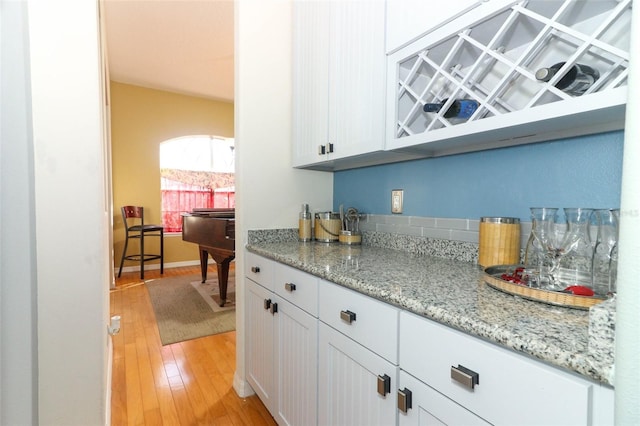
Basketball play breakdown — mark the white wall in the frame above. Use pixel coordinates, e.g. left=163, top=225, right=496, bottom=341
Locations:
left=27, top=0, right=109, bottom=424
left=0, top=2, right=38, bottom=423
left=233, top=0, right=333, bottom=395
left=615, top=2, right=640, bottom=423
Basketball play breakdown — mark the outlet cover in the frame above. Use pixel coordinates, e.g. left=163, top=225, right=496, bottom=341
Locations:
left=391, top=190, right=403, bottom=214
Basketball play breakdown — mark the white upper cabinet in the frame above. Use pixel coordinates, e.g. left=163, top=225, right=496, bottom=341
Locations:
left=385, top=0, right=482, bottom=54
left=292, top=1, right=389, bottom=170
left=386, top=0, right=630, bottom=157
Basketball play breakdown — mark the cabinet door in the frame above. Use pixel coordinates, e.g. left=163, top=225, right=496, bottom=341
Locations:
left=318, top=322, right=397, bottom=426
left=397, top=371, right=490, bottom=426
left=327, top=0, right=386, bottom=161
left=275, top=298, right=318, bottom=426
left=385, top=0, right=481, bottom=54
left=292, top=0, right=386, bottom=168
left=292, top=1, right=330, bottom=167
left=246, top=278, right=276, bottom=413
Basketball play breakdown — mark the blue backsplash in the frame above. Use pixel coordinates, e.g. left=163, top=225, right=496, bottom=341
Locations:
left=334, top=131, right=623, bottom=222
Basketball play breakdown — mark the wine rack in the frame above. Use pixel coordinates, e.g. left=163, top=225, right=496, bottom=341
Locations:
left=387, top=0, right=631, bottom=153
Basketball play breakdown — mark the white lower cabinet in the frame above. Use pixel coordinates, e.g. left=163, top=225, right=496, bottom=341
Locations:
left=400, top=310, right=614, bottom=426
left=246, top=278, right=276, bottom=410
left=245, top=256, right=318, bottom=426
left=397, top=370, right=489, bottom=426
left=318, top=280, right=400, bottom=426
left=318, top=323, right=398, bottom=426
left=246, top=254, right=614, bottom=426
left=274, top=297, right=318, bottom=425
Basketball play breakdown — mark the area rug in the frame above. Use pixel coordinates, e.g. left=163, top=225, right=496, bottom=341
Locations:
left=145, top=272, right=235, bottom=345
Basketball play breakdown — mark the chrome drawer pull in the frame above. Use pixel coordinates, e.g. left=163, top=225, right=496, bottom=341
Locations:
left=284, top=282, right=297, bottom=292
left=451, top=364, right=480, bottom=390
left=251, top=266, right=260, bottom=273
left=377, top=374, right=391, bottom=397
left=397, top=388, right=413, bottom=413
left=340, top=310, right=356, bottom=324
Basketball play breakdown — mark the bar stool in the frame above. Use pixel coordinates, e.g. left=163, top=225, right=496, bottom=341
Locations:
left=118, top=206, right=164, bottom=280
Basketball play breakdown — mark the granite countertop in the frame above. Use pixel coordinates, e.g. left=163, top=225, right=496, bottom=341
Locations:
left=246, top=237, right=616, bottom=386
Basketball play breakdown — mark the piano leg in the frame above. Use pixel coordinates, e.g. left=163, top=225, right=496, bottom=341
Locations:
left=200, top=247, right=235, bottom=307
left=215, top=258, right=232, bottom=307
left=199, top=248, right=209, bottom=283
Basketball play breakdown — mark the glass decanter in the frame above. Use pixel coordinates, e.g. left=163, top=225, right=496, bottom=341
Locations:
left=555, top=208, right=594, bottom=289
left=592, top=209, right=619, bottom=296
left=525, top=207, right=558, bottom=288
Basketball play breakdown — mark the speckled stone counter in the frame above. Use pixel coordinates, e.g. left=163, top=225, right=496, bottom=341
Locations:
left=246, top=230, right=615, bottom=386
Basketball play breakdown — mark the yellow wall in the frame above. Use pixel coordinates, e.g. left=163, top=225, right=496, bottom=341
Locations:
left=110, top=81, right=234, bottom=268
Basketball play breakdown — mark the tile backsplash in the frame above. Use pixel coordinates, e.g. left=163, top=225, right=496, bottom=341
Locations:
left=361, top=214, right=532, bottom=250
left=247, top=214, right=533, bottom=264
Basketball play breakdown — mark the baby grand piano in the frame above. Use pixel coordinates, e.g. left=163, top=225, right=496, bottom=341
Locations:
left=182, top=208, right=235, bottom=306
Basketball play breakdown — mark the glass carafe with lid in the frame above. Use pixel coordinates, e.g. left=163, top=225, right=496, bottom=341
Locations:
left=525, top=207, right=558, bottom=288
left=556, top=208, right=594, bottom=289
left=592, top=209, right=619, bottom=296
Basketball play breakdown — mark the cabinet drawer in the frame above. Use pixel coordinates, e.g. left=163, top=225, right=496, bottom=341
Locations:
left=319, top=280, right=398, bottom=364
left=400, top=311, right=592, bottom=425
left=245, top=252, right=274, bottom=290
left=274, top=262, right=319, bottom=317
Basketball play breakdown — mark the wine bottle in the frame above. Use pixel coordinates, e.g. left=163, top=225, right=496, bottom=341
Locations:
left=535, top=62, right=599, bottom=96
left=423, top=98, right=479, bottom=119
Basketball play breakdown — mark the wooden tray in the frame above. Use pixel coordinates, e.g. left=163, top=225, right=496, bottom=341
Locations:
left=483, top=265, right=606, bottom=310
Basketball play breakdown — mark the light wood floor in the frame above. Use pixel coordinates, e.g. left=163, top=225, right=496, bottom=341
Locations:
left=111, top=265, right=276, bottom=426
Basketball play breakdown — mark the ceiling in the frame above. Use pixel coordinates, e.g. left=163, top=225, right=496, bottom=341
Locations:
left=103, top=0, right=234, bottom=103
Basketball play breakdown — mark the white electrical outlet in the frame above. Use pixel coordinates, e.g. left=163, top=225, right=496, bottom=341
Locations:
left=391, top=189, right=403, bottom=214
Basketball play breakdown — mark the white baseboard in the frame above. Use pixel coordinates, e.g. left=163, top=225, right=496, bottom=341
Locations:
left=116, top=259, right=234, bottom=275
left=233, top=372, right=255, bottom=398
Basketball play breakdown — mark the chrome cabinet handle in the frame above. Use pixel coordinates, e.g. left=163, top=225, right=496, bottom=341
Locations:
left=397, top=388, right=413, bottom=413
left=377, top=374, right=391, bottom=397
left=263, top=299, right=271, bottom=310
left=251, top=266, right=260, bottom=273
left=451, top=364, right=480, bottom=390
left=270, top=302, right=278, bottom=315
left=284, top=282, right=296, bottom=292
left=318, top=144, right=326, bottom=155
left=340, top=310, right=356, bottom=324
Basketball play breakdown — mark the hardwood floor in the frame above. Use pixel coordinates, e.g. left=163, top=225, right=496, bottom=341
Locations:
left=111, top=265, right=276, bottom=425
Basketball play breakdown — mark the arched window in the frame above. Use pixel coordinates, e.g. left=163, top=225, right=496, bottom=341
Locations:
left=160, top=135, right=235, bottom=232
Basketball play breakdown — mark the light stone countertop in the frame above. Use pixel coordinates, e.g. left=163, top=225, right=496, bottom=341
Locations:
left=246, top=236, right=615, bottom=386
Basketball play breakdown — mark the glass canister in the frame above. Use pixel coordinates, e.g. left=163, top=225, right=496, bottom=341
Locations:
left=478, top=217, right=521, bottom=268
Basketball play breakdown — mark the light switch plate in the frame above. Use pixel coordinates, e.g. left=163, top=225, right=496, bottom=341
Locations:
left=391, top=189, right=403, bottom=214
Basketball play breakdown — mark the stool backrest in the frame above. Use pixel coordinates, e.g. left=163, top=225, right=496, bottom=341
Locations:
left=122, top=206, right=145, bottom=229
